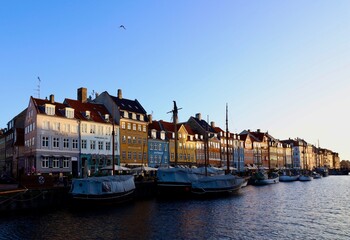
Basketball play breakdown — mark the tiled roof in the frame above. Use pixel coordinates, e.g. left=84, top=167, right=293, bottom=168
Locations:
left=148, top=120, right=163, bottom=131
left=33, top=97, right=68, bottom=118
left=64, top=98, right=111, bottom=123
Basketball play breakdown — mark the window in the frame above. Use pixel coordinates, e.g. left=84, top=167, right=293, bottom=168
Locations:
left=138, top=125, right=142, bottom=131
left=151, top=130, right=156, bottom=139
left=128, top=151, right=131, bottom=160
left=106, top=142, right=111, bottom=151
left=81, top=123, right=87, bottom=133
left=63, top=138, right=69, bottom=148
left=43, top=121, right=50, bottom=130
left=127, top=136, right=131, bottom=144
left=53, top=122, right=60, bottom=131
left=81, top=139, right=87, bottom=149
left=53, top=157, right=60, bottom=168
left=65, top=108, right=74, bottom=118
left=63, top=124, right=70, bottom=133
left=132, top=137, right=136, bottom=144
left=97, top=126, right=103, bottom=135
left=90, top=140, right=96, bottom=150
left=122, top=151, right=126, bottom=160
left=45, top=104, right=55, bottom=115
left=127, top=123, right=131, bottom=130
left=122, top=136, right=126, bottom=143
left=41, top=157, right=49, bottom=168
left=90, top=124, right=96, bottom=134
left=72, top=139, right=78, bottom=149
left=121, top=122, right=126, bottom=129
left=63, top=157, right=69, bottom=168
left=98, top=141, right=103, bottom=150
left=132, top=113, right=136, bottom=120
left=140, top=115, right=144, bottom=121
left=53, top=137, right=60, bottom=148
left=42, top=137, right=49, bottom=147
left=132, top=124, right=136, bottom=131
left=143, top=125, right=146, bottom=132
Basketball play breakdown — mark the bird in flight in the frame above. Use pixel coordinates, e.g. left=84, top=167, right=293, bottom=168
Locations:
left=119, top=25, right=126, bottom=30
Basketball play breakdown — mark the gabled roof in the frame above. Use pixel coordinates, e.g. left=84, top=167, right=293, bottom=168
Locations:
left=64, top=98, right=111, bottom=123
left=191, top=116, right=215, bottom=133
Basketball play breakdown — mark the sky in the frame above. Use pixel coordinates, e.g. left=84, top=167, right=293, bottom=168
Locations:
left=1, top=1, right=349, bottom=160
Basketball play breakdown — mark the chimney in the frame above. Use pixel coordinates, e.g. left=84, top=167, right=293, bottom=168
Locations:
left=49, top=94, right=54, bottom=103
left=117, top=89, right=122, bottom=99
left=148, top=114, right=153, bottom=124
left=77, top=87, right=87, bottom=103
left=195, top=113, right=201, bottom=120
left=257, top=129, right=260, bottom=133
left=211, top=121, right=215, bottom=128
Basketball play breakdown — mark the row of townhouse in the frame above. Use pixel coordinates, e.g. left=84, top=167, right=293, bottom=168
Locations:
left=0, top=87, right=341, bottom=179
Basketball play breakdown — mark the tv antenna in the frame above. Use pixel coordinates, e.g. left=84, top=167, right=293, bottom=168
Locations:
left=35, top=77, right=41, bottom=98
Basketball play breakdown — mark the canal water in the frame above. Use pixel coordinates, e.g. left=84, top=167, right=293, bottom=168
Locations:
left=1, top=176, right=349, bottom=240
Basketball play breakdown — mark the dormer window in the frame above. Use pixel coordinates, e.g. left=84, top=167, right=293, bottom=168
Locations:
left=195, top=134, right=198, bottom=139
left=45, top=104, right=55, bottom=116
left=151, top=129, right=157, bottom=139
left=124, top=111, right=128, bottom=118
left=65, top=108, right=74, bottom=119
left=132, top=113, right=136, bottom=120
left=140, top=115, right=144, bottom=121
left=160, top=131, right=165, bottom=140
left=85, top=111, right=90, bottom=119
left=104, top=114, right=109, bottom=122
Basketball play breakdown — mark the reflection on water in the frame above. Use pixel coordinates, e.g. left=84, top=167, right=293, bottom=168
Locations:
left=1, top=176, right=350, bottom=240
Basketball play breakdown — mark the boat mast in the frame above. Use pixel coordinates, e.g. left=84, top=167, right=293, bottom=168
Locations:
left=112, top=99, right=116, bottom=176
left=168, top=101, right=181, bottom=166
left=225, top=103, right=230, bottom=174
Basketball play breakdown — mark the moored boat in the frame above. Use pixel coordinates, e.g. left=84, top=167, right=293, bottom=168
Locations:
left=251, top=170, right=279, bottom=186
left=69, top=175, right=135, bottom=205
left=298, top=174, right=313, bottom=181
left=279, top=169, right=299, bottom=182
left=191, top=174, right=244, bottom=195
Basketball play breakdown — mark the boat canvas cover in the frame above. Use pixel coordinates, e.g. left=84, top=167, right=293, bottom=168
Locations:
left=192, top=175, right=243, bottom=190
left=71, top=175, right=135, bottom=195
left=157, top=168, right=200, bottom=184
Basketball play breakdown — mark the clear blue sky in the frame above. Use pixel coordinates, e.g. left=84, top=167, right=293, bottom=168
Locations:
left=1, top=1, right=349, bottom=160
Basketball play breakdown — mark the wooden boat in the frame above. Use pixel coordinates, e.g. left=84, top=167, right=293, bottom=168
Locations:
left=69, top=175, right=135, bottom=205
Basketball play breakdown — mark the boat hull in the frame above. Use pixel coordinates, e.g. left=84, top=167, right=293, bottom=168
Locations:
left=70, top=189, right=135, bottom=206
left=298, top=175, right=313, bottom=181
left=252, top=177, right=279, bottom=186
left=279, top=175, right=300, bottom=182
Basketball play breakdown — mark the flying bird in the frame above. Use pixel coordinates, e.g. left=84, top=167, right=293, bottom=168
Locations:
left=119, top=25, right=126, bottom=30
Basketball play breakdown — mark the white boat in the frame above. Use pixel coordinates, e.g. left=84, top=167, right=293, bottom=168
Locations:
left=69, top=175, right=135, bottom=205
left=298, top=174, right=313, bottom=181
left=279, top=170, right=299, bottom=182
left=251, top=170, right=279, bottom=186
left=191, top=174, right=244, bottom=195
left=157, top=167, right=244, bottom=196
left=156, top=102, right=244, bottom=197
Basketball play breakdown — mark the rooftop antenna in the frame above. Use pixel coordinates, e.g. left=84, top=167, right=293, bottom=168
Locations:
left=35, top=77, right=41, bottom=98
